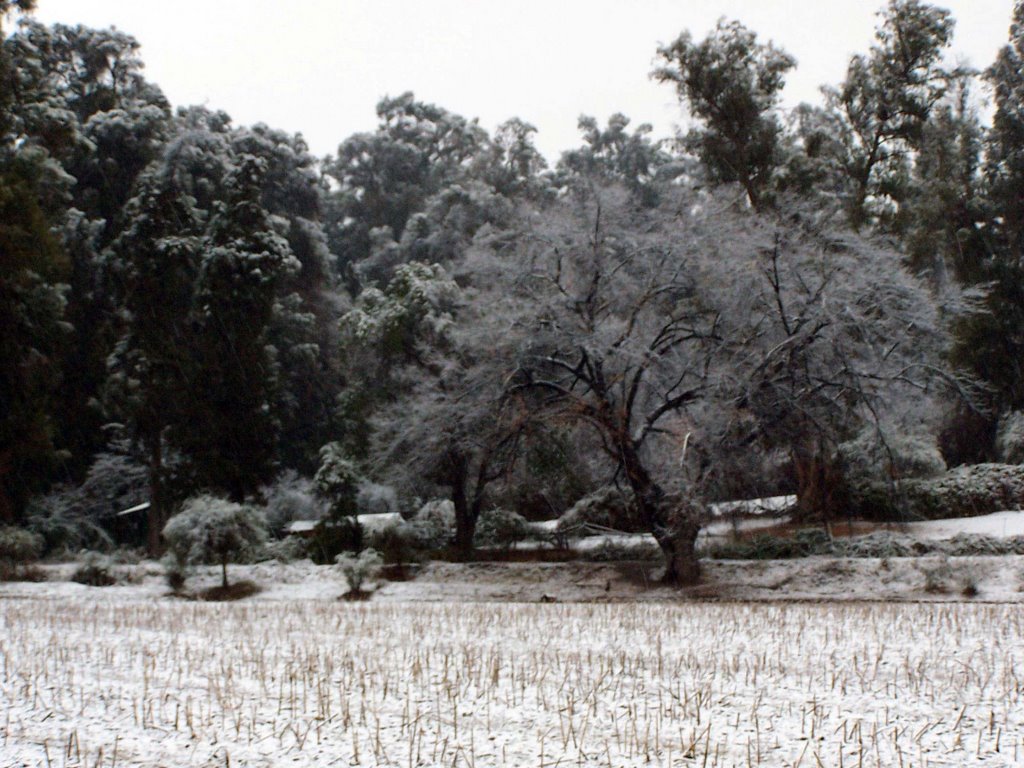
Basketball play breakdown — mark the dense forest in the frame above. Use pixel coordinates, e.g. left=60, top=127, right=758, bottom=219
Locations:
left=3, top=0, right=1024, bottom=583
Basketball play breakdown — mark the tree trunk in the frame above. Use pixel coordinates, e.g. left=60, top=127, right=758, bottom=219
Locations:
left=146, top=434, right=167, bottom=557
left=221, top=557, right=229, bottom=589
left=620, top=442, right=702, bottom=586
left=792, top=451, right=841, bottom=524
left=655, top=521, right=701, bottom=585
left=449, top=454, right=476, bottom=561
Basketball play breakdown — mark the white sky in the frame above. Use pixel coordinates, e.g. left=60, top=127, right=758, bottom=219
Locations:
left=29, top=0, right=1016, bottom=162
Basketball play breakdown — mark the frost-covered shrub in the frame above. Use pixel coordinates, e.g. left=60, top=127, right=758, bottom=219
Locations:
left=71, top=551, right=117, bottom=587
left=557, top=486, right=643, bottom=535
left=161, top=552, right=189, bottom=592
left=474, top=508, right=530, bottom=550
left=848, top=464, right=1024, bottom=521
left=335, top=548, right=382, bottom=594
left=357, top=482, right=399, bottom=516
left=260, top=471, right=325, bottom=536
left=24, top=487, right=114, bottom=555
left=839, top=429, right=946, bottom=484
left=0, top=526, right=43, bottom=579
left=261, top=536, right=308, bottom=563
left=25, top=442, right=150, bottom=553
left=995, top=412, right=1024, bottom=464
left=162, top=496, right=268, bottom=588
left=408, top=499, right=455, bottom=550
left=313, top=442, right=362, bottom=518
left=918, top=556, right=953, bottom=594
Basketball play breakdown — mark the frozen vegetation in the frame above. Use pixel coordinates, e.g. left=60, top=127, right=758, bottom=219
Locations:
left=1, top=598, right=1021, bottom=767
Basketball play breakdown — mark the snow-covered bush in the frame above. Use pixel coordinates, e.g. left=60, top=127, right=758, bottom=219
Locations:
left=24, top=441, right=150, bottom=553
left=71, top=551, right=117, bottom=587
left=24, top=487, right=114, bottom=555
left=307, top=517, right=363, bottom=565
left=162, top=496, right=268, bottom=588
left=847, top=463, right=1024, bottom=521
left=407, top=499, right=455, bottom=550
left=261, top=536, right=308, bottom=563
left=995, top=411, right=1024, bottom=464
left=557, top=486, right=644, bottom=535
left=0, top=526, right=43, bottom=579
left=474, top=508, right=530, bottom=550
left=335, top=548, right=382, bottom=594
left=260, top=471, right=325, bottom=535
left=839, top=428, right=946, bottom=484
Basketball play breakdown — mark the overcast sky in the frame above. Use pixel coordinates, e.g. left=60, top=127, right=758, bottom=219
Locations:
left=28, top=0, right=1016, bottom=162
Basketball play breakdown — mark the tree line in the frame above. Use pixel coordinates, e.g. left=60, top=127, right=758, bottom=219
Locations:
left=2, top=0, right=1023, bottom=583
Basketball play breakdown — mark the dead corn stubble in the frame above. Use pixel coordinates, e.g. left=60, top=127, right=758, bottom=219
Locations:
left=1, top=600, right=1021, bottom=767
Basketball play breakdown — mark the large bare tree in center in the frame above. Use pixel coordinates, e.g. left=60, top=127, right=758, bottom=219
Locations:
left=498, top=184, right=953, bottom=584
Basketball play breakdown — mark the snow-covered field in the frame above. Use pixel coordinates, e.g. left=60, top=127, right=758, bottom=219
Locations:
left=2, top=596, right=1022, bottom=767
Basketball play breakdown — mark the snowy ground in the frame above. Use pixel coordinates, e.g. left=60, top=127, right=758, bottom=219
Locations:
left=1, top=597, right=1021, bottom=767
left=3, top=513, right=1024, bottom=767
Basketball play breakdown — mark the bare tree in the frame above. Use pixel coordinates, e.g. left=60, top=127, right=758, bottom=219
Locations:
left=496, top=184, right=954, bottom=583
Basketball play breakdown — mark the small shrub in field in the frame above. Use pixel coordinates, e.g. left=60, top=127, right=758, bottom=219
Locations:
left=163, top=496, right=267, bottom=589
left=161, top=553, right=188, bottom=592
left=475, top=509, right=530, bottom=550
left=0, top=526, right=43, bottom=580
left=335, top=549, right=382, bottom=595
left=919, top=557, right=953, bottom=594
left=71, top=551, right=117, bottom=587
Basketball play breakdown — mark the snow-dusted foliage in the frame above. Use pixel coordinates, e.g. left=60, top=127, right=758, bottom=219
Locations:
left=313, top=443, right=362, bottom=518
left=22, top=441, right=149, bottom=552
left=995, top=411, right=1024, bottom=464
left=260, top=471, right=325, bottom=535
left=474, top=508, right=530, bottom=550
left=839, top=427, right=947, bottom=484
left=850, top=464, right=1024, bottom=521
left=162, top=496, right=267, bottom=588
left=334, top=548, right=382, bottom=594
left=357, top=482, right=399, bottom=517
left=409, top=500, right=456, bottom=550
left=0, top=527, right=43, bottom=578
left=71, top=551, right=117, bottom=587
left=557, top=487, right=644, bottom=535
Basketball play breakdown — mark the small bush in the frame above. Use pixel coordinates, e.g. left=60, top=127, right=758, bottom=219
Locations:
left=847, top=463, right=1024, bottom=521
left=335, top=548, right=382, bottom=594
left=163, top=496, right=268, bottom=588
left=367, top=523, right=421, bottom=569
left=475, top=508, right=530, bottom=550
left=260, top=471, right=325, bottom=536
left=71, top=551, right=117, bottom=587
left=408, top=500, right=455, bottom=550
left=162, top=553, right=188, bottom=592
left=0, top=526, right=43, bottom=580
left=839, top=429, right=946, bottom=485
left=918, top=557, right=952, bottom=594
left=261, top=536, right=308, bottom=563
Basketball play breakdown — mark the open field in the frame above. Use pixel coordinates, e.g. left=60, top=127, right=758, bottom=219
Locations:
left=2, top=597, right=1022, bottom=767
